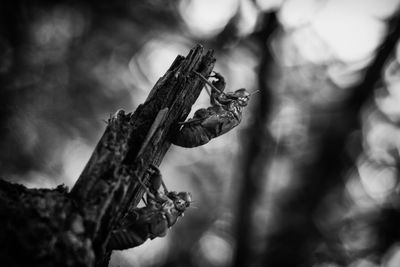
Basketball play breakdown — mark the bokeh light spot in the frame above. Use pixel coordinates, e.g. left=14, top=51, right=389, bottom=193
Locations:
left=179, top=0, right=239, bottom=37
left=312, top=1, right=386, bottom=62
left=199, top=233, right=233, bottom=266
left=358, top=159, right=397, bottom=203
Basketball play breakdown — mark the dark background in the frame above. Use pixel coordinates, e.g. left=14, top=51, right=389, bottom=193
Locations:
left=1, top=0, right=400, bottom=266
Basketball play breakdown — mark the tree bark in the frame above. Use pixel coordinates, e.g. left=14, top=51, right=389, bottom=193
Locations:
left=0, top=44, right=215, bottom=267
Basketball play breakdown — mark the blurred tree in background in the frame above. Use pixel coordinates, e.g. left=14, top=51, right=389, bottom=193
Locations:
left=1, top=0, right=400, bottom=267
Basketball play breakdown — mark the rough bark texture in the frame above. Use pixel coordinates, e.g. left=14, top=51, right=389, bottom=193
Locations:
left=0, top=179, right=92, bottom=267
left=0, top=44, right=215, bottom=267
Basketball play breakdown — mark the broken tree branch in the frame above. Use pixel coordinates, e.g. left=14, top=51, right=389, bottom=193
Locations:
left=0, top=44, right=216, bottom=267
left=71, top=44, right=216, bottom=262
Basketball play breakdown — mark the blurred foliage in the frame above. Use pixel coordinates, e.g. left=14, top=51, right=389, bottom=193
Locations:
left=2, top=0, right=400, bottom=267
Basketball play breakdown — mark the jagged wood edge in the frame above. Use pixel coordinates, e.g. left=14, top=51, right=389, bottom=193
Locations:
left=69, top=44, right=216, bottom=262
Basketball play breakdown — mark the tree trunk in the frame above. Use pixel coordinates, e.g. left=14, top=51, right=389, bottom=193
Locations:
left=232, top=12, right=278, bottom=267
left=0, top=44, right=215, bottom=267
left=261, top=14, right=400, bottom=267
